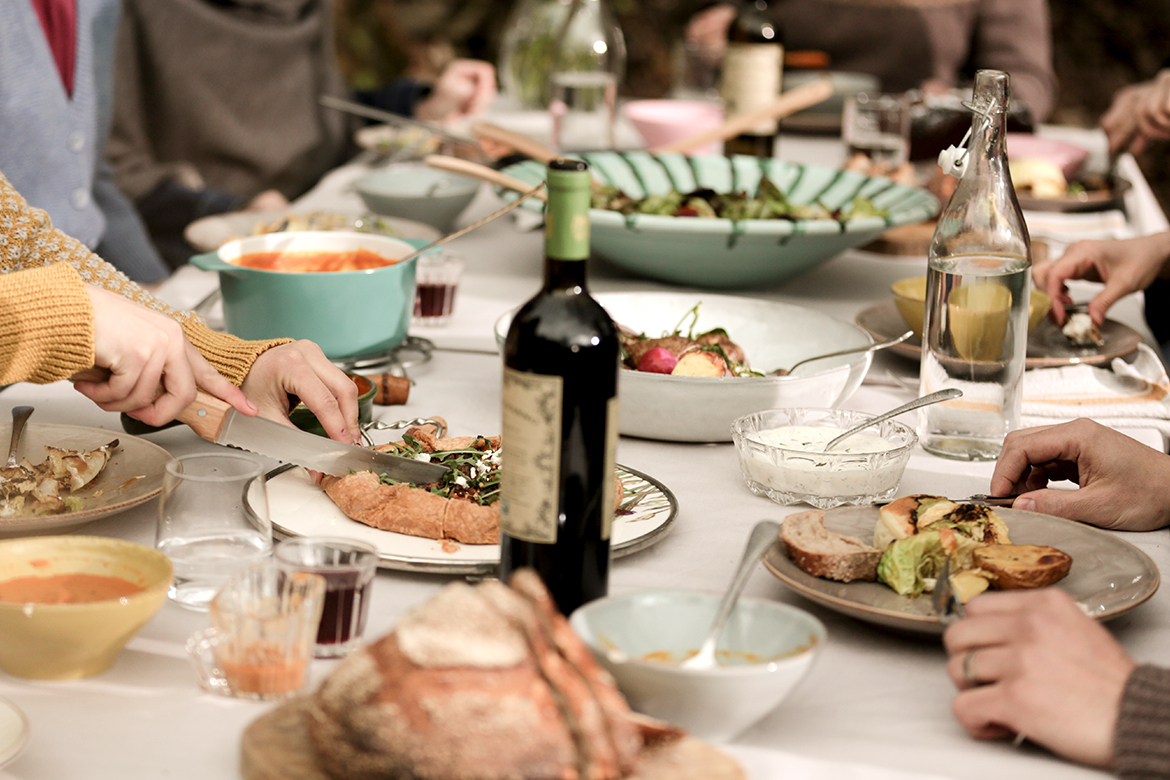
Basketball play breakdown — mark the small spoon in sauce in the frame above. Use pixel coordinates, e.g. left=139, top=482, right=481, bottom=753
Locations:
left=680, top=519, right=781, bottom=670
left=771, top=330, right=913, bottom=376
left=5, top=406, right=34, bottom=469
left=823, top=388, right=962, bottom=452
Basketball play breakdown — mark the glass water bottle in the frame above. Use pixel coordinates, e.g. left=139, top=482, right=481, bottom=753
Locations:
left=918, top=70, right=1032, bottom=461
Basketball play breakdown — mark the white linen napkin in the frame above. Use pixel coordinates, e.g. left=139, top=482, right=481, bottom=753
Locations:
left=1021, top=343, right=1170, bottom=435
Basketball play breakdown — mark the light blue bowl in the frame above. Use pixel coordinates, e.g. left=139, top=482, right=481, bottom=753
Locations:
left=499, top=152, right=938, bottom=289
left=354, top=164, right=479, bottom=233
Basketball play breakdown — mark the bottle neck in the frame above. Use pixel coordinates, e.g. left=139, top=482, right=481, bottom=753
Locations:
left=544, top=257, right=588, bottom=292
left=967, top=70, right=1010, bottom=178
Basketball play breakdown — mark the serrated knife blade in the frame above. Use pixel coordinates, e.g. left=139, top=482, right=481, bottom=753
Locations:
left=177, top=391, right=448, bottom=483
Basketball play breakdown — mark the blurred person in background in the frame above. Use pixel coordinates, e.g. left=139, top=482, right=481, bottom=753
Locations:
left=685, top=0, right=1058, bottom=124
left=108, top=0, right=496, bottom=269
left=0, top=169, right=360, bottom=442
left=0, top=1, right=169, bottom=285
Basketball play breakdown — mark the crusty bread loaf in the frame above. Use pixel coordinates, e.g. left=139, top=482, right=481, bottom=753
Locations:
left=973, top=544, right=1072, bottom=589
left=781, top=509, right=881, bottom=583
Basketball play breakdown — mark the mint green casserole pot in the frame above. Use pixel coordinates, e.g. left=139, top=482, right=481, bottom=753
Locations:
left=191, top=231, right=425, bottom=360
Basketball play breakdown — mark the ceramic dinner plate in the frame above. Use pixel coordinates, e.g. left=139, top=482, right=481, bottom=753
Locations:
left=183, top=208, right=440, bottom=253
left=266, top=464, right=678, bottom=575
left=0, top=696, right=29, bottom=768
left=764, top=504, right=1160, bottom=635
left=0, top=423, right=171, bottom=536
left=855, top=299, right=1143, bottom=369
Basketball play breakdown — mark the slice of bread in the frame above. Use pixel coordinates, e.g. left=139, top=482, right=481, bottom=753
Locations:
left=781, top=509, right=881, bottom=583
left=973, top=544, right=1072, bottom=589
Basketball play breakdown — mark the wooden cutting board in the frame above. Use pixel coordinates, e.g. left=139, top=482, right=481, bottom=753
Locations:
left=241, top=696, right=745, bottom=780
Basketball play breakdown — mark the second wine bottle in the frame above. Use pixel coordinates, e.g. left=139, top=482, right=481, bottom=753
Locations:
left=499, top=159, right=620, bottom=615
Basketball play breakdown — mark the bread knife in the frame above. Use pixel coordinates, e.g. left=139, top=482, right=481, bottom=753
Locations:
left=173, top=391, right=449, bottom=483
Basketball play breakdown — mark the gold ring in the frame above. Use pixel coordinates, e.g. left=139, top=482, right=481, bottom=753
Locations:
left=963, top=649, right=979, bottom=686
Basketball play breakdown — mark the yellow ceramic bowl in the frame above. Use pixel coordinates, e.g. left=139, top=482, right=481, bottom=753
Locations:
left=891, top=276, right=1052, bottom=340
left=0, top=536, right=172, bottom=680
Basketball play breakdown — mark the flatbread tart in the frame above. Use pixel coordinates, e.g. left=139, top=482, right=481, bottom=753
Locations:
left=322, top=427, right=623, bottom=546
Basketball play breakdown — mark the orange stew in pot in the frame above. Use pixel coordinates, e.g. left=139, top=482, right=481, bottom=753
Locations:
left=234, top=249, right=399, bottom=272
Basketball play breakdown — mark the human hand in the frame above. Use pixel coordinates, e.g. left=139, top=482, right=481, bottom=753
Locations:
left=989, top=419, right=1170, bottom=531
left=685, top=3, right=736, bottom=63
left=240, top=340, right=360, bottom=444
left=1101, top=70, right=1170, bottom=155
left=943, top=588, right=1134, bottom=768
left=415, top=59, right=497, bottom=124
left=1032, top=232, right=1170, bottom=325
left=75, top=286, right=257, bottom=427
left=245, top=190, right=290, bottom=212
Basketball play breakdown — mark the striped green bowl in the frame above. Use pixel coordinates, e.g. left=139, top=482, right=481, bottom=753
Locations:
left=500, top=152, right=938, bottom=289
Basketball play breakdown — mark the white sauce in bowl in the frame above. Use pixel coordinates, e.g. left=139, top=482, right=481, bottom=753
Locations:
left=747, top=425, right=897, bottom=454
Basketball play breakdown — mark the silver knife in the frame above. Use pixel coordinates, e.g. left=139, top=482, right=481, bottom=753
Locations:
left=177, top=391, right=449, bottom=483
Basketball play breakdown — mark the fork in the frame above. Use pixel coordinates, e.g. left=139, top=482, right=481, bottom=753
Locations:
left=932, top=557, right=965, bottom=626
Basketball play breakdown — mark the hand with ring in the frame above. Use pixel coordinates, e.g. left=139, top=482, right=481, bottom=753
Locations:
left=942, top=588, right=1134, bottom=768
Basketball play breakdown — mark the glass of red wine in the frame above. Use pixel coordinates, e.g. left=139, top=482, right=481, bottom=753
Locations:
left=413, top=250, right=464, bottom=327
left=274, top=537, right=378, bottom=658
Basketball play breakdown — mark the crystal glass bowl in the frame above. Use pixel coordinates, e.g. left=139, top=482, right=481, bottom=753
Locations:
left=731, top=408, right=917, bottom=509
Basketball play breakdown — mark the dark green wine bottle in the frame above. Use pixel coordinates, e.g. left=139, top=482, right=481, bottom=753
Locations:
left=721, top=0, right=783, bottom=158
left=499, top=159, right=620, bottom=615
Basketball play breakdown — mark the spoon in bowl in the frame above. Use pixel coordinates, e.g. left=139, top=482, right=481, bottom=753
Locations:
left=823, top=388, right=962, bottom=452
left=770, top=330, right=913, bottom=376
left=5, top=406, right=33, bottom=469
left=680, top=519, right=781, bottom=670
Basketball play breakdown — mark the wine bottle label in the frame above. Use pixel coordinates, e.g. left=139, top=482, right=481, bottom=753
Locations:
left=500, top=368, right=564, bottom=544
left=600, top=395, right=619, bottom=541
left=721, top=42, right=783, bottom=136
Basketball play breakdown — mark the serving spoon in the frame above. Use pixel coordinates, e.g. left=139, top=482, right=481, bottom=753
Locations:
left=5, top=406, right=33, bottom=469
left=823, top=388, right=962, bottom=451
left=680, top=519, right=781, bottom=670
left=770, top=330, right=914, bottom=376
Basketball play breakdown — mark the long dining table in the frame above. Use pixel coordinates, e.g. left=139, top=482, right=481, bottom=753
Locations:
left=2, top=126, right=1169, bottom=780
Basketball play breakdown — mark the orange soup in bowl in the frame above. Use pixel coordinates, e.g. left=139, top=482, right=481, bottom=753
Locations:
left=234, top=248, right=400, bottom=272
left=0, top=573, right=146, bottom=604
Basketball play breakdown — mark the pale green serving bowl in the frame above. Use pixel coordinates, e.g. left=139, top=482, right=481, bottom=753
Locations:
left=499, top=152, right=938, bottom=289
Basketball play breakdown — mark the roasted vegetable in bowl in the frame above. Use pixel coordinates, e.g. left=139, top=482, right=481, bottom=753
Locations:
left=619, top=303, right=756, bottom=377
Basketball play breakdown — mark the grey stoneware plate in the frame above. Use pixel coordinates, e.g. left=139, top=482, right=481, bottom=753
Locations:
left=764, top=504, right=1160, bottom=635
left=0, top=422, right=169, bottom=536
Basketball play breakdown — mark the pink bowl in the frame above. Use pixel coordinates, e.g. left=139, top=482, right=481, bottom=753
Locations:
left=624, top=100, right=725, bottom=156
left=1006, top=134, right=1090, bottom=180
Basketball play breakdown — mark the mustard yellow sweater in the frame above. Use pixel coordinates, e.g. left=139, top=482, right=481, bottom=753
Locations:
left=0, top=171, right=288, bottom=385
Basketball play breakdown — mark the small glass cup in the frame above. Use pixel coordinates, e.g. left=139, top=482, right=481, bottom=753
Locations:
left=274, top=537, right=378, bottom=658
left=413, top=250, right=464, bottom=327
left=156, top=452, right=272, bottom=611
left=843, top=93, right=911, bottom=168
left=550, top=70, right=618, bottom=152
left=186, top=562, right=325, bottom=700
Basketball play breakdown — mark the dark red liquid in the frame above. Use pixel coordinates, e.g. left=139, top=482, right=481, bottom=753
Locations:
left=415, top=282, right=457, bottom=318
left=316, top=576, right=371, bottom=646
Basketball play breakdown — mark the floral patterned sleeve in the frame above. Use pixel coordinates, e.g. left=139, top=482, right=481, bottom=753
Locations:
left=0, top=171, right=289, bottom=385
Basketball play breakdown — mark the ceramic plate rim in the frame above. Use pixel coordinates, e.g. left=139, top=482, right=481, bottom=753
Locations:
left=0, top=422, right=170, bottom=535
left=763, top=504, right=1160, bottom=635
left=0, top=695, right=29, bottom=768
left=855, top=299, right=1142, bottom=368
left=266, top=463, right=678, bottom=574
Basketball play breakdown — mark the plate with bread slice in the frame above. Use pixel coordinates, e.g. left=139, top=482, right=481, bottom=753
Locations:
left=764, top=497, right=1159, bottom=635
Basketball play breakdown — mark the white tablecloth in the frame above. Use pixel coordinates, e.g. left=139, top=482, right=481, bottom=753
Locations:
left=2, top=128, right=1168, bottom=780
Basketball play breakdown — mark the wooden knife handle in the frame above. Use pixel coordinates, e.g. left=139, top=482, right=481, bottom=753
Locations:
left=71, top=367, right=229, bottom=444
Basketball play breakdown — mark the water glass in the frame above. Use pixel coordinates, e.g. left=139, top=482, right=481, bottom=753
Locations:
left=550, top=70, right=617, bottom=152
left=186, top=562, right=324, bottom=700
left=157, top=452, right=272, bottom=611
left=413, top=251, right=465, bottom=327
left=843, top=93, right=910, bottom=167
left=274, top=537, right=378, bottom=658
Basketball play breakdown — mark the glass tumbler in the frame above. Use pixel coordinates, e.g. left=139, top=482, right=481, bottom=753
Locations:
left=274, top=537, right=378, bottom=658
left=157, top=452, right=272, bottom=611
left=413, top=251, right=465, bottom=327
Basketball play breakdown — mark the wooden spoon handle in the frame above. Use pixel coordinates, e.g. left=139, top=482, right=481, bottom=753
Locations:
left=424, top=155, right=548, bottom=201
left=650, top=78, right=835, bottom=154
left=470, top=121, right=560, bottom=164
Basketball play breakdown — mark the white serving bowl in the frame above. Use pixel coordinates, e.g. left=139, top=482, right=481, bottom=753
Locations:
left=569, top=590, right=825, bottom=742
left=494, top=291, right=873, bottom=442
left=731, top=408, right=917, bottom=509
left=353, top=163, right=479, bottom=232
